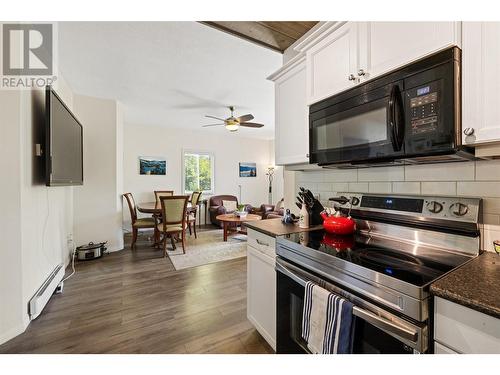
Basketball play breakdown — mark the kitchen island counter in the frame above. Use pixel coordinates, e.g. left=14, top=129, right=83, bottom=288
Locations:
left=244, top=218, right=323, bottom=238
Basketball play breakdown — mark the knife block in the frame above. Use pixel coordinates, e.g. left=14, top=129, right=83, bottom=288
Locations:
left=309, top=205, right=324, bottom=226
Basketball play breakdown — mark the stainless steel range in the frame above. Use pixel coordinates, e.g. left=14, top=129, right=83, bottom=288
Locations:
left=276, top=193, right=482, bottom=354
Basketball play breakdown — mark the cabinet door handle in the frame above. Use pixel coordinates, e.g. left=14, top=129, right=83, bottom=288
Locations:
left=256, top=239, right=270, bottom=247
left=348, top=74, right=356, bottom=81
left=463, top=127, right=475, bottom=136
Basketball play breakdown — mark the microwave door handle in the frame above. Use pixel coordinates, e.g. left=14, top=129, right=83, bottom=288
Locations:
left=394, top=85, right=405, bottom=150
left=388, top=85, right=397, bottom=151
left=388, top=85, right=404, bottom=152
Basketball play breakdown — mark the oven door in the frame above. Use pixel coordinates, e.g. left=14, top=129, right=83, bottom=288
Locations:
left=276, top=258, right=427, bottom=354
left=309, top=81, right=405, bottom=165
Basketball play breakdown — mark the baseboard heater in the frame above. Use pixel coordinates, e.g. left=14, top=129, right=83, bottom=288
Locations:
left=28, top=263, right=65, bottom=320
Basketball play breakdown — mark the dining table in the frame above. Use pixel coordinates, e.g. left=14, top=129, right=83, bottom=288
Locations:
left=136, top=200, right=206, bottom=225
left=136, top=201, right=192, bottom=215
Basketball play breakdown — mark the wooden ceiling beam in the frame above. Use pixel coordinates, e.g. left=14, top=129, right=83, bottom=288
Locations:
left=200, top=21, right=318, bottom=53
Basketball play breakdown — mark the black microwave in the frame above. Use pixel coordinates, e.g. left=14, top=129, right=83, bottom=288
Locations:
left=309, top=47, right=475, bottom=167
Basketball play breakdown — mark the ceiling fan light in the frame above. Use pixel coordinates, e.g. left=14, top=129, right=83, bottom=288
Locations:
left=225, top=123, right=239, bottom=131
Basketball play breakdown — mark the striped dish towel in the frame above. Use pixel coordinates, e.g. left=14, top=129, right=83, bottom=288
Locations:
left=301, top=281, right=355, bottom=354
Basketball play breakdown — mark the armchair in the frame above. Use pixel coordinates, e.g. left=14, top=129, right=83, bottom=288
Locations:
left=209, top=195, right=252, bottom=227
left=257, top=198, right=284, bottom=219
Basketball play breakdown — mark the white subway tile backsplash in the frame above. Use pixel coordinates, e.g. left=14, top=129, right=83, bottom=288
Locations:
left=392, top=182, right=421, bottom=194
left=483, top=214, right=500, bottom=225
left=348, top=182, right=369, bottom=192
left=294, top=158, right=500, bottom=252
left=482, top=224, right=500, bottom=252
left=457, top=182, right=500, bottom=198
left=322, top=169, right=358, bottom=182
left=331, top=182, right=349, bottom=192
left=483, top=198, right=500, bottom=214
left=405, top=162, right=475, bottom=181
left=304, top=171, right=325, bottom=182
left=475, top=159, right=500, bottom=181
left=421, top=182, right=457, bottom=196
left=298, top=182, right=318, bottom=192
left=369, top=182, right=392, bottom=193
left=316, top=182, right=333, bottom=191
left=358, top=166, right=404, bottom=182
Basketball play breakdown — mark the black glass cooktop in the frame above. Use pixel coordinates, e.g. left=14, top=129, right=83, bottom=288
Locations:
left=282, top=230, right=455, bottom=287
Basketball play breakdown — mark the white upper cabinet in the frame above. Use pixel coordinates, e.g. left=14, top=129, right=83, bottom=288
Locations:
left=300, top=22, right=461, bottom=106
left=462, top=22, right=500, bottom=145
left=270, top=56, right=309, bottom=165
left=305, top=22, right=358, bottom=104
left=358, top=22, right=461, bottom=81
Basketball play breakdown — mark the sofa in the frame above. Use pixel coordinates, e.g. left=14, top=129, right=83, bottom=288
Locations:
left=209, top=195, right=252, bottom=227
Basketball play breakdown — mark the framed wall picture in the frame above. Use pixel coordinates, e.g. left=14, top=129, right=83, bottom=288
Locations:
left=139, top=156, right=166, bottom=175
left=239, top=162, right=257, bottom=177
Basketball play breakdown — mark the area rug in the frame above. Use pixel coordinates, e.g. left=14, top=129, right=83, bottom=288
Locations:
left=166, top=229, right=247, bottom=270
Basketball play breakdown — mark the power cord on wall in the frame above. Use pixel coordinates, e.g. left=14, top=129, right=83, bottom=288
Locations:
left=56, top=241, right=77, bottom=294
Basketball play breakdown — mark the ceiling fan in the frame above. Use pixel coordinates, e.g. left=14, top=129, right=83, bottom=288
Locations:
left=202, top=106, right=264, bottom=132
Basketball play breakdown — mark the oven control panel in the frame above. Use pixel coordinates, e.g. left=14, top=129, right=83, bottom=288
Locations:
left=334, top=193, right=481, bottom=224
left=407, top=82, right=439, bottom=136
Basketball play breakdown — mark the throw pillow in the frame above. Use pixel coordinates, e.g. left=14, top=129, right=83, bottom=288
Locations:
left=222, top=200, right=237, bottom=212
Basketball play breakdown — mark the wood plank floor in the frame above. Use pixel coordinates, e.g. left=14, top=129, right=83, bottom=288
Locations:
left=0, top=228, right=273, bottom=354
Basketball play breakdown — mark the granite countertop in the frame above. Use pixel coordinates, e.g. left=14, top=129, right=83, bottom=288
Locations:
left=430, top=252, right=500, bottom=319
left=244, top=218, right=323, bottom=237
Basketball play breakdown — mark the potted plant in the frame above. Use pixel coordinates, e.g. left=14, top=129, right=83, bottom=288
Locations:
left=235, top=204, right=247, bottom=218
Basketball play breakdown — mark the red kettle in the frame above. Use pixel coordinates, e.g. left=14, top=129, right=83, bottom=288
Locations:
left=320, top=209, right=355, bottom=235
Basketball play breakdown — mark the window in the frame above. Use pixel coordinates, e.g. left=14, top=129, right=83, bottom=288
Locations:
left=182, top=151, right=214, bottom=194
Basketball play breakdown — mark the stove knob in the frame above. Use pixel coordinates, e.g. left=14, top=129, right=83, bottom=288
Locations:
left=451, top=202, right=469, bottom=216
left=351, top=197, right=360, bottom=206
left=426, top=201, right=443, bottom=214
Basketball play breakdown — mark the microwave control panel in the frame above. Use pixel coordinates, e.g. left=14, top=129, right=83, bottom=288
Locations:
left=407, top=81, right=439, bottom=135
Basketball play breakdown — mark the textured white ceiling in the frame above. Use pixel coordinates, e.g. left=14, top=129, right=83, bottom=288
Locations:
left=58, top=22, right=282, bottom=139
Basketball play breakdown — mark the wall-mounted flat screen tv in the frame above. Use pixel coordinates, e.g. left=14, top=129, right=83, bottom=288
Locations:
left=45, top=86, right=83, bottom=186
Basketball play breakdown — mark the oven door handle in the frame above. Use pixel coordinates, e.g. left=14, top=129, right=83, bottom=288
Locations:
left=276, top=261, right=419, bottom=343
left=351, top=305, right=418, bottom=342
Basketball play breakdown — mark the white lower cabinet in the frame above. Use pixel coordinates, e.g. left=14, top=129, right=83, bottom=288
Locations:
left=247, top=229, right=276, bottom=350
left=434, top=341, right=459, bottom=354
left=434, top=297, right=500, bottom=354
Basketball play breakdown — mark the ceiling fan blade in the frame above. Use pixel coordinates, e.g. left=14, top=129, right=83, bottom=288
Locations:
left=239, top=122, right=264, bottom=128
left=202, top=123, right=225, bottom=127
left=205, top=115, right=226, bottom=121
left=236, top=114, right=254, bottom=123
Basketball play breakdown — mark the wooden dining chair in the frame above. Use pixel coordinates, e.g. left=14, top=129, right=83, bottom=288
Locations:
left=154, top=190, right=174, bottom=206
left=123, top=193, right=156, bottom=249
left=187, top=191, right=202, bottom=239
left=157, top=195, right=189, bottom=257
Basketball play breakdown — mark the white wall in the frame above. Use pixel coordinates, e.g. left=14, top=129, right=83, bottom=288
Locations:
left=73, top=95, right=124, bottom=252
left=0, top=71, right=75, bottom=344
left=0, top=90, right=24, bottom=344
left=18, top=79, right=75, bottom=330
left=123, top=124, right=278, bottom=228
left=268, top=141, right=284, bottom=205
left=291, top=160, right=500, bottom=252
